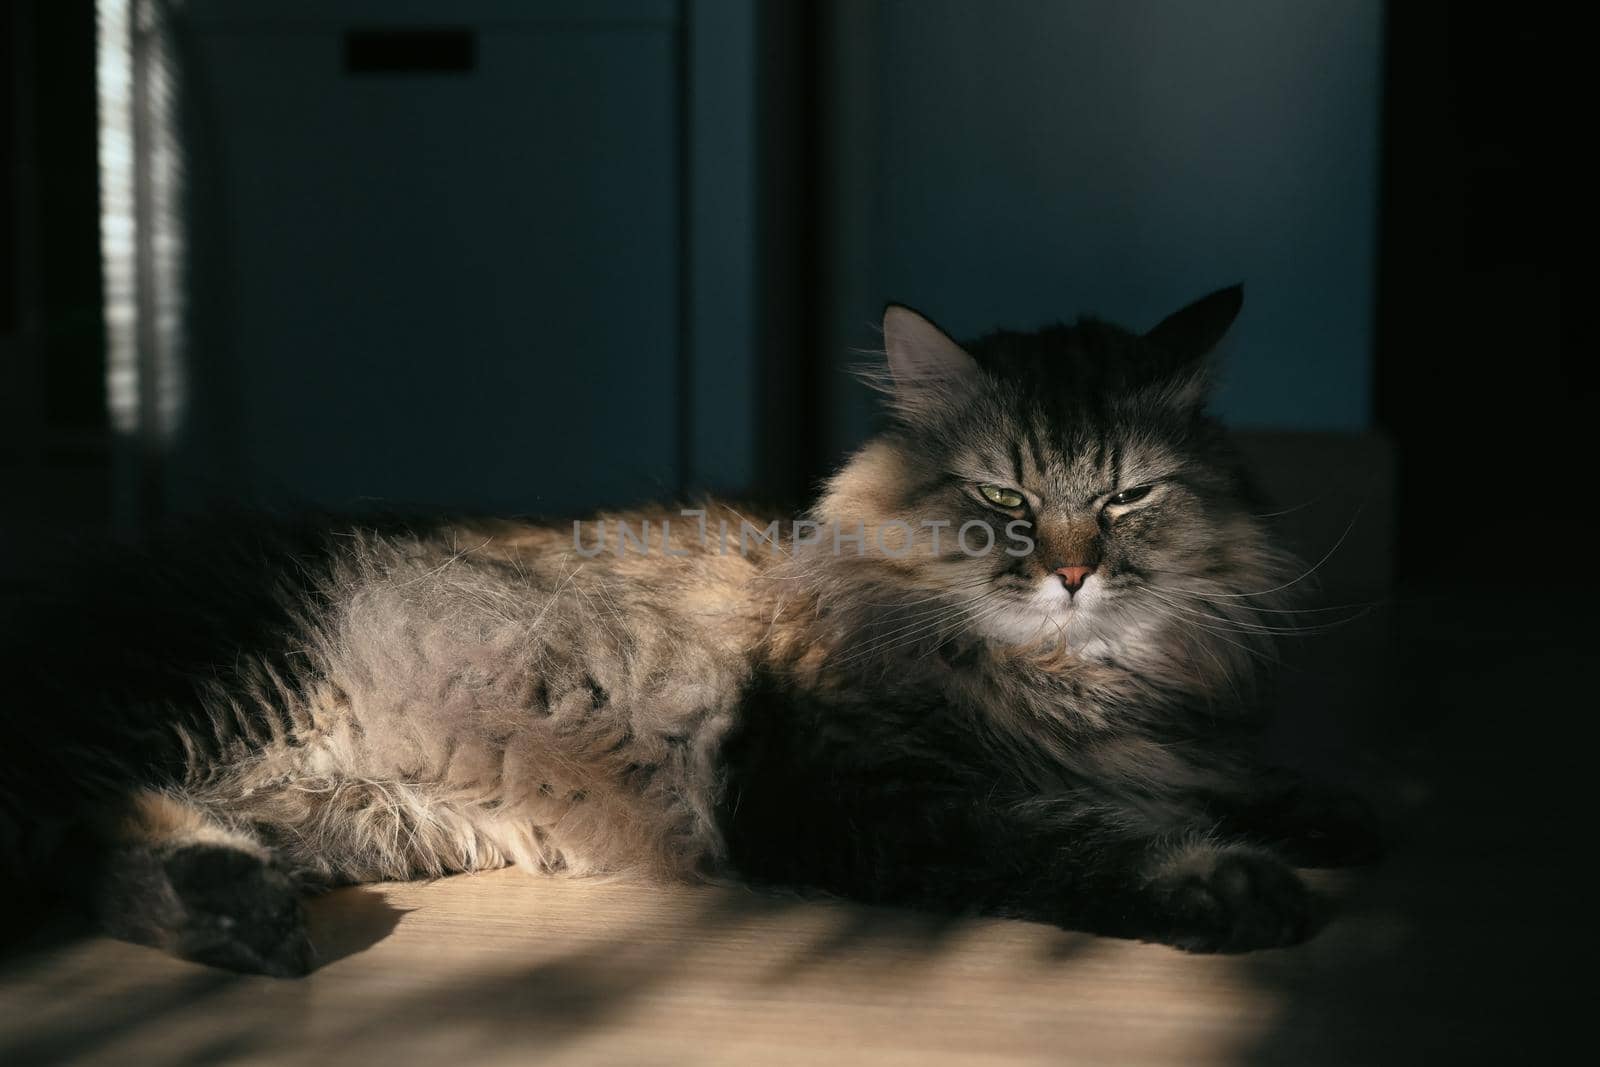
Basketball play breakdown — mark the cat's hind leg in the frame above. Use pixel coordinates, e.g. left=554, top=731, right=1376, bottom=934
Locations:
left=90, top=790, right=313, bottom=977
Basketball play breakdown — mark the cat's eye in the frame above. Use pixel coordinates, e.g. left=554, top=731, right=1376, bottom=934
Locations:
left=978, top=484, right=1025, bottom=509
left=1107, top=484, right=1154, bottom=506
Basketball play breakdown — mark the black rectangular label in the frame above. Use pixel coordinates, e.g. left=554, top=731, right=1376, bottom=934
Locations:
left=344, top=29, right=476, bottom=74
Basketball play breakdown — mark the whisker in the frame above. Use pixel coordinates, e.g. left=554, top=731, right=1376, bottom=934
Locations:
left=1140, top=601, right=1281, bottom=665
left=1147, top=588, right=1374, bottom=636
left=1158, top=590, right=1381, bottom=616
left=831, top=589, right=1007, bottom=668
left=1189, top=507, right=1365, bottom=600
left=1142, top=592, right=1312, bottom=636
left=1249, top=495, right=1327, bottom=519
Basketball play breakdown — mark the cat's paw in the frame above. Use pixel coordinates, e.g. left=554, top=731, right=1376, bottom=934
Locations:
left=1260, top=783, right=1384, bottom=868
left=160, top=844, right=314, bottom=978
left=1145, top=843, right=1314, bottom=953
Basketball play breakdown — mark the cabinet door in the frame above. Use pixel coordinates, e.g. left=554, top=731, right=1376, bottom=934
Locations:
left=177, top=10, right=680, bottom=515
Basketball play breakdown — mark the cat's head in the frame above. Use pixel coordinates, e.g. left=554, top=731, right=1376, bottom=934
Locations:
left=808, top=286, right=1293, bottom=689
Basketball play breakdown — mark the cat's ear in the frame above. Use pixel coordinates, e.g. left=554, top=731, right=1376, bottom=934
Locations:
left=1145, top=284, right=1243, bottom=364
left=880, top=304, right=983, bottom=421
left=1140, top=284, right=1243, bottom=409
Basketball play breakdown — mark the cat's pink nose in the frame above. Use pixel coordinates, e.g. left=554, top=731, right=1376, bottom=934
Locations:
left=1056, top=565, right=1097, bottom=594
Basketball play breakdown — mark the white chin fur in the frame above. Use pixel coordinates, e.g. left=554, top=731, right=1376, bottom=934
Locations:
left=975, top=576, right=1105, bottom=650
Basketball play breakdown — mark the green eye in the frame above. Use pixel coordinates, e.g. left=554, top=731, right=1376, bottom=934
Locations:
left=1108, top=484, right=1154, bottom=506
left=978, top=484, right=1025, bottom=509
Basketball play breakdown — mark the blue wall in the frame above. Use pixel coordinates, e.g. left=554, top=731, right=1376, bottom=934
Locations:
left=172, top=0, right=689, bottom=515
left=856, top=0, right=1382, bottom=432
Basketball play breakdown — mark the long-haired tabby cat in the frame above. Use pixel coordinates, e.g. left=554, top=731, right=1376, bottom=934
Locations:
left=0, top=286, right=1377, bottom=976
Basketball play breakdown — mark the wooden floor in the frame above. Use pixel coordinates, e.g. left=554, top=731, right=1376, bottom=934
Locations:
left=0, top=596, right=1581, bottom=1065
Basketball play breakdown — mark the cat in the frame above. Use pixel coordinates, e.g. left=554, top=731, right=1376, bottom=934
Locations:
left=0, top=286, right=1378, bottom=976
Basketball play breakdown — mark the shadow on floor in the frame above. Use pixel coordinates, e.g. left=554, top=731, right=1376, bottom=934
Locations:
left=1237, top=590, right=1585, bottom=1063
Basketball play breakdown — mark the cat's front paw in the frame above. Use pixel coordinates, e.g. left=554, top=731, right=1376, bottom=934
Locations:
left=1145, top=843, right=1313, bottom=953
